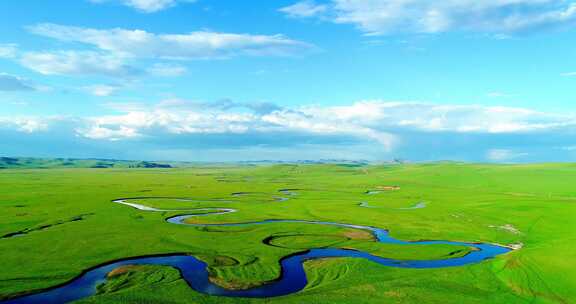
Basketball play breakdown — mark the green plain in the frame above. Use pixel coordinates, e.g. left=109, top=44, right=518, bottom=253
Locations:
left=0, top=163, right=574, bottom=303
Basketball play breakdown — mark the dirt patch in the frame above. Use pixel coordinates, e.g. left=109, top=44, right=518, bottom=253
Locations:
left=507, top=243, right=524, bottom=250
left=342, top=229, right=374, bottom=241
left=489, top=224, right=522, bottom=235
left=376, top=185, right=401, bottom=191
left=107, top=265, right=144, bottom=278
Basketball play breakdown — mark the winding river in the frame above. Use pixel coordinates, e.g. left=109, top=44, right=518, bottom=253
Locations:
left=2, top=196, right=513, bottom=303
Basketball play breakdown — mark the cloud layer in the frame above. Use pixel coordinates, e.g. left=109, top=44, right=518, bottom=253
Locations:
left=280, top=0, right=576, bottom=35
left=2, top=100, right=576, bottom=162
left=20, top=51, right=141, bottom=77
left=28, top=23, right=315, bottom=60
left=0, top=44, right=17, bottom=58
left=4, top=24, right=315, bottom=78
left=90, top=0, right=196, bottom=13
left=0, top=73, right=36, bottom=91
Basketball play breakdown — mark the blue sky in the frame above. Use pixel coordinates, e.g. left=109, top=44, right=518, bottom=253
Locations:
left=1, top=0, right=576, bottom=162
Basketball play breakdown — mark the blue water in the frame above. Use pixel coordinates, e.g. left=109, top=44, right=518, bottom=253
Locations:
left=2, top=202, right=512, bottom=303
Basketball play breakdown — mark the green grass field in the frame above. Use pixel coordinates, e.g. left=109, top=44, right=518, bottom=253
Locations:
left=1, top=163, right=574, bottom=303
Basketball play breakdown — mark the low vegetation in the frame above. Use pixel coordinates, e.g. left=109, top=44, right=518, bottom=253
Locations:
left=0, top=163, right=574, bottom=303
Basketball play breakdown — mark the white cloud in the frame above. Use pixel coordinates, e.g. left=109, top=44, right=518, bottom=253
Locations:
left=6, top=100, right=576, bottom=140
left=486, top=149, right=528, bottom=161
left=0, top=44, right=18, bottom=58
left=558, top=145, right=576, bottom=151
left=279, top=1, right=328, bottom=18
left=295, top=101, right=575, bottom=134
left=119, top=0, right=177, bottom=12
left=280, top=0, right=576, bottom=35
left=28, top=23, right=315, bottom=60
left=147, top=63, right=187, bottom=77
left=80, top=125, right=141, bottom=141
left=15, top=24, right=313, bottom=79
left=65, top=101, right=576, bottom=151
left=90, top=0, right=196, bottom=13
left=83, top=84, right=122, bottom=96
left=4, top=100, right=576, bottom=162
left=5, top=100, right=575, bottom=139
left=19, top=50, right=139, bottom=77
left=487, top=91, right=513, bottom=98
left=64, top=100, right=398, bottom=149
left=0, top=73, right=36, bottom=91
left=561, top=71, right=576, bottom=77
left=0, top=117, right=50, bottom=133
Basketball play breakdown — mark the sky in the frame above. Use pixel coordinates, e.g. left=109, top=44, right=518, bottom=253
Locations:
left=1, top=0, right=576, bottom=162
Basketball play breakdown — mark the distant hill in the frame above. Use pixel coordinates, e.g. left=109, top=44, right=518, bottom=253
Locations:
left=0, top=157, right=176, bottom=169
left=0, top=157, right=392, bottom=169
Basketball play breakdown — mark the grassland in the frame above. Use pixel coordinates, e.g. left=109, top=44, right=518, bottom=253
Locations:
left=0, top=163, right=574, bottom=303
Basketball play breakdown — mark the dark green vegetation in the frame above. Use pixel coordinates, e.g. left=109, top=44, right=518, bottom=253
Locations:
left=1, top=163, right=574, bottom=303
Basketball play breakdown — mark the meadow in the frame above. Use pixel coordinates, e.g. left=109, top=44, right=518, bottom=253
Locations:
left=0, top=163, right=574, bottom=303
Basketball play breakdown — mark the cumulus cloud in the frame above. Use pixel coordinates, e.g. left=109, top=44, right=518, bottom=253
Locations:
left=28, top=23, right=316, bottom=60
left=61, top=100, right=576, bottom=157
left=294, top=101, right=575, bottom=134
left=4, top=100, right=576, bottom=161
left=80, top=124, right=141, bottom=141
left=0, top=73, right=36, bottom=91
left=7, top=100, right=576, bottom=139
left=0, top=117, right=52, bottom=133
left=280, top=0, right=576, bottom=35
left=90, top=0, right=196, bottom=13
